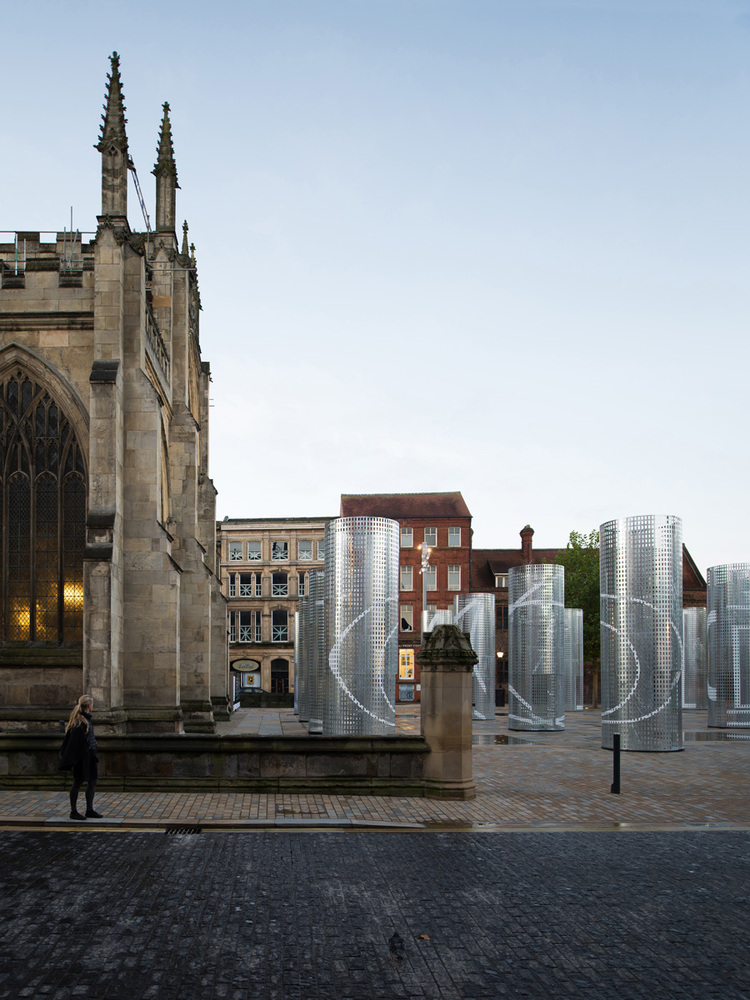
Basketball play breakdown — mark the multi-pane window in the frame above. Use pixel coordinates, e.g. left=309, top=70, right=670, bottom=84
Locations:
left=400, top=604, right=413, bottom=632
left=247, top=541, right=261, bottom=561
left=272, top=572, right=288, bottom=596
left=494, top=573, right=508, bottom=588
left=0, top=371, right=86, bottom=644
left=231, top=610, right=261, bottom=643
left=228, top=575, right=236, bottom=597
left=424, top=566, right=437, bottom=591
left=272, top=541, right=288, bottom=561
left=298, top=572, right=306, bottom=597
left=316, top=541, right=325, bottom=560
left=424, top=527, right=437, bottom=547
left=298, top=540, right=312, bottom=561
left=400, top=527, right=413, bottom=548
left=448, top=565, right=461, bottom=590
left=272, top=609, right=288, bottom=642
left=496, top=606, right=509, bottom=630
left=229, top=542, right=243, bottom=561
left=399, top=649, right=415, bottom=680
left=400, top=565, right=413, bottom=591
left=239, top=573, right=262, bottom=597
left=448, top=527, right=461, bottom=547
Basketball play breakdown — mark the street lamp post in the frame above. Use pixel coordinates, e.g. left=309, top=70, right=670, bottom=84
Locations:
left=418, top=542, right=432, bottom=640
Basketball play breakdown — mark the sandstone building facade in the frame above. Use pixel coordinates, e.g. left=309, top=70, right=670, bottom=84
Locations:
left=218, top=517, right=331, bottom=699
left=0, top=54, right=227, bottom=733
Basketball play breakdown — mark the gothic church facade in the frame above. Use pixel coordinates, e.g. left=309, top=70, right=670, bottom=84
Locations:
left=0, top=54, right=228, bottom=733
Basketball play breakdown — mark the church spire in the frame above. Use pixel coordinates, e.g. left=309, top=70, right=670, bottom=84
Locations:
left=153, top=102, right=180, bottom=234
left=96, top=52, right=129, bottom=218
left=181, top=221, right=189, bottom=257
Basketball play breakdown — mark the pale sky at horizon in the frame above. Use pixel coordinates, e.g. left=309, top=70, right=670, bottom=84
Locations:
left=1, top=0, right=748, bottom=573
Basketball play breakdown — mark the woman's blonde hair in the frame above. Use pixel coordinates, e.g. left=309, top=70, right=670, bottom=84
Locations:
left=65, top=694, right=93, bottom=733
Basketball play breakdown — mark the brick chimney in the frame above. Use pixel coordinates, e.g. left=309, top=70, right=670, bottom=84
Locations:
left=520, top=525, right=534, bottom=564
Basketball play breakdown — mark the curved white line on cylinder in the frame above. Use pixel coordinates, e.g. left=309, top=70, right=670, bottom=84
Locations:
left=601, top=671, right=681, bottom=724
left=508, top=684, right=555, bottom=727
left=328, top=599, right=396, bottom=727
left=600, top=622, right=641, bottom=717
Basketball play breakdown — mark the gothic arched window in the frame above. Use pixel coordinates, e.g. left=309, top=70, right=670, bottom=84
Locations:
left=0, top=370, right=86, bottom=644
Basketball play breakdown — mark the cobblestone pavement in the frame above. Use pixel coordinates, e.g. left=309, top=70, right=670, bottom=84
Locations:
left=1, top=710, right=749, bottom=831
left=0, top=829, right=748, bottom=1000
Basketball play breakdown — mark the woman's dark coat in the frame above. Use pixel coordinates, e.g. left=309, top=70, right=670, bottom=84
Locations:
left=59, top=722, right=95, bottom=778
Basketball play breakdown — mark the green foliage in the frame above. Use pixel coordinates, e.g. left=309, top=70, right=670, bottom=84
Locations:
left=555, top=529, right=600, bottom=663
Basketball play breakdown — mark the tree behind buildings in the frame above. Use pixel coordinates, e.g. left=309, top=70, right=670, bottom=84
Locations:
left=556, top=529, right=601, bottom=706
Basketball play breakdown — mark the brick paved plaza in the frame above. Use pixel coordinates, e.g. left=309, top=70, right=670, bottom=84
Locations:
left=1, top=709, right=748, bottom=999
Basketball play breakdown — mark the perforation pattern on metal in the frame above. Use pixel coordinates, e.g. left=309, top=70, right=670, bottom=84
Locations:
left=707, top=564, right=750, bottom=729
left=599, top=514, right=683, bottom=751
left=421, top=609, right=454, bottom=633
left=564, top=608, right=584, bottom=712
left=454, top=593, right=496, bottom=721
left=323, top=517, right=399, bottom=736
left=508, top=564, right=565, bottom=731
left=306, top=569, right=326, bottom=734
left=683, top=608, right=707, bottom=710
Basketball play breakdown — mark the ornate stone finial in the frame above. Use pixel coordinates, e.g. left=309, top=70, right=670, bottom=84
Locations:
left=189, top=242, right=196, bottom=268
left=152, top=102, right=180, bottom=186
left=96, top=52, right=129, bottom=155
left=416, top=624, right=478, bottom=671
left=181, top=221, right=189, bottom=256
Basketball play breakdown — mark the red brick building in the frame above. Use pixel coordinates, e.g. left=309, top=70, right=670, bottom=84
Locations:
left=339, top=493, right=472, bottom=702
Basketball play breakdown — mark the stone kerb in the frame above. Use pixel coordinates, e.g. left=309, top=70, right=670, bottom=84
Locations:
left=417, top=624, right=478, bottom=800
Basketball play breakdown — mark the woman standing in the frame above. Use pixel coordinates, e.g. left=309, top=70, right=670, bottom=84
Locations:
left=59, top=694, right=103, bottom=820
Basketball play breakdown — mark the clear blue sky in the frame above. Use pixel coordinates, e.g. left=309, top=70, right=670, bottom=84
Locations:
left=2, top=0, right=748, bottom=571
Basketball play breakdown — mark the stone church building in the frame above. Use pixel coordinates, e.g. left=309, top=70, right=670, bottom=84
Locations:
left=0, top=54, right=228, bottom=734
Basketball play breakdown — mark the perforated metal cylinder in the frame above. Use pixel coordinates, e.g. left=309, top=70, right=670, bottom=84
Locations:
left=307, top=569, right=326, bottom=734
left=421, top=609, right=454, bottom=633
left=323, top=517, right=399, bottom=736
left=683, top=608, right=707, bottom=710
left=294, top=609, right=304, bottom=718
left=454, top=593, right=496, bottom=721
left=707, top=564, right=750, bottom=729
left=600, top=514, right=683, bottom=751
left=508, top=564, right=565, bottom=731
left=564, top=608, right=584, bottom=711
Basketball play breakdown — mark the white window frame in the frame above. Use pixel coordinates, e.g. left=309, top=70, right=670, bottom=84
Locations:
left=239, top=573, right=254, bottom=597
left=495, top=573, right=508, bottom=589
left=448, top=564, right=461, bottom=590
left=272, top=541, right=288, bottom=561
left=424, top=527, right=437, bottom=547
left=247, top=541, right=262, bottom=561
left=272, top=572, right=288, bottom=597
left=424, top=566, right=437, bottom=591
left=400, top=527, right=413, bottom=548
left=448, top=527, right=461, bottom=547
left=400, top=604, right=414, bottom=632
left=229, top=542, right=243, bottom=561
left=400, top=565, right=413, bottom=591
left=272, top=609, right=289, bottom=642
left=298, top=572, right=306, bottom=597
left=228, top=574, right=236, bottom=598
left=316, top=541, right=325, bottom=561
left=298, top=540, right=313, bottom=561
left=399, top=649, right=415, bottom=680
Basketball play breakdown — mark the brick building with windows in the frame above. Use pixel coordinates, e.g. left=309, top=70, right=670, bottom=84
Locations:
left=339, top=493, right=472, bottom=702
left=218, top=517, right=331, bottom=700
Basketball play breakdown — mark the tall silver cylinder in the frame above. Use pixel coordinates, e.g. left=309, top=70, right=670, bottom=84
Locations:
left=600, top=514, right=683, bottom=751
left=508, top=564, right=565, bottom=731
left=564, top=608, right=584, bottom=711
left=294, top=608, right=304, bottom=719
left=683, top=608, right=707, bottom=710
left=323, top=517, right=399, bottom=736
left=454, top=593, right=496, bottom=721
left=307, top=569, right=326, bottom=734
left=707, top=564, right=750, bottom=729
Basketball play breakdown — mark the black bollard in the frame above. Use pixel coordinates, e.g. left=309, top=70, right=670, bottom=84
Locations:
left=610, top=732, right=621, bottom=794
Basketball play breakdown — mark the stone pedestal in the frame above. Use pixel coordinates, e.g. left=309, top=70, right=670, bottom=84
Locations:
left=417, top=625, right=477, bottom=800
